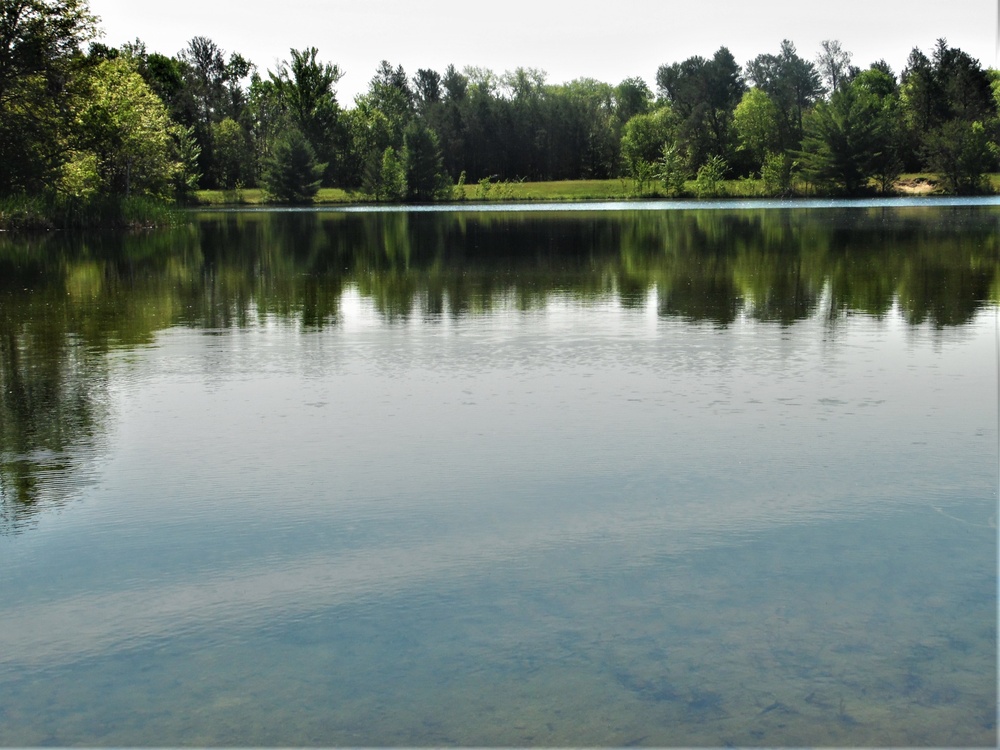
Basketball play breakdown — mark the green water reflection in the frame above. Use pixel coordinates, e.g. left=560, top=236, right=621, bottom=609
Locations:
left=1, top=206, right=998, bottom=530
left=0, top=205, right=996, bottom=745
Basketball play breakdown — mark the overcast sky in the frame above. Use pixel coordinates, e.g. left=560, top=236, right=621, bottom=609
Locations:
left=89, top=0, right=997, bottom=103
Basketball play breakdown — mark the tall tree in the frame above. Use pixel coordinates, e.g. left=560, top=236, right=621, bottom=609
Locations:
left=797, top=83, right=885, bottom=195
left=732, top=87, right=781, bottom=171
left=176, top=36, right=254, bottom=187
left=437, top=64, right=469, bottom=178
left=261, top=126, right=325, bottom=203
left=412, top=68, right=442, bottom=110
left=70, top=56, right=180, bottom=197
left=900, top=39, right=996, bottom=172
left=178, top=36, right=227, bottom=126
left=853, top=64, right=904, bottom=191
left=211, top=116, right=252, bottom=189
left=619, top=107, right=677, bottom=175
left=815, top=40, right=853, bottom=96
left=270, top=47, right=343, bottom=184
left=0, top=0, right=98, bottom=194
left=746, top=40, right=823, bottom=152
left=656, top=47, right=744, bottom=169
left=401, top=119, right=449, bottom=200
left=923, top=119, right=996, bottom=194
left=364, top=60, right=414, bottom=146
left=613, top=77, right=652, bottom=125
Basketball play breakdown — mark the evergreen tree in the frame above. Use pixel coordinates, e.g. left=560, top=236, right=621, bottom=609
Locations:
left=402, top=120, right=449, bottom=200
left=261, top=127, right=325, bottom=203
left=797, top=84, right=884, bottom=195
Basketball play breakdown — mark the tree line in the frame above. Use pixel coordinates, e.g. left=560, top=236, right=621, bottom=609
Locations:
left=2, top=0, right=999, bottom=207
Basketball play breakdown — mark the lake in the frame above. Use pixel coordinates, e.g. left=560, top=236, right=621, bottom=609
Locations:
left=0, top=201, right=997, bottom=746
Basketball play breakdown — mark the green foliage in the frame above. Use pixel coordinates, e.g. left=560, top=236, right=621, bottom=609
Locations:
left=745, top=40, right=824, bottom=151
left=476, top=177, right=493, bottom=200
left=0, top=0, right=98, bottom=195
left=629, top=159, right=658, bottom=196
left=900, top=40, right=995, bottom=173
left=733, top=88, right=781, bottom=169
left=474, top=177, right=518, bottom=201
left=760, top=151, right=794, bottom=196
left=854, top=66, right=898, bottom=100
left=401, top=120, right=450, bottom=200
left=0, top=192, right=176, bottom=230
left=620, top=108, right=677, bottom=173
left=72, top=57, right=180, bottom=198
left=352, top=98, right=403, bottom=191
left=361, top=60, right=414, bottom=151
left=261, top=127, right=325, bottom=203
left=58, top=151, right=100, bottom=198
left=171, top=124, right=202, bottom=199
left=613, top=77, right=652, bottom=124
left=657, top=144, right=688, bottom=197
left=356, top=145, right=405, bottom=201
left=212, top=117, right=252, bottom=188
left=656, top=47, right=745, bottom=170
left=0, top=193, right=55, bottom=230
left=175, top=36, right=256, bottom=188
left=4, top=12, right=1000, bottom=210
left=923, top=119, right=997, bottom=194
left=270, top=47, right=343, bottom=184
left=694, top=155, right=728, bottom=197
left=452, top=170, right=467, bottom=201
left=797, top=84, right=885, bottom=195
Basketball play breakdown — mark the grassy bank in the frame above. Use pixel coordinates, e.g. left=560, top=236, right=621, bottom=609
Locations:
left=4, top=171, right=995, bottom=231
left=192, top=174, right=998, bottom=207
left=0, top=194, right=180, bottom=231
left=194, top=187, right=356, bottom=205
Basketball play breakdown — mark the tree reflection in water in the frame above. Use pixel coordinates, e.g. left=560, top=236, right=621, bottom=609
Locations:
left=1, top=204, right=997, bottom=531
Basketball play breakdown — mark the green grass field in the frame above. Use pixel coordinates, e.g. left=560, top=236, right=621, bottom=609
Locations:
left=192, top=173, right=997, bottom=207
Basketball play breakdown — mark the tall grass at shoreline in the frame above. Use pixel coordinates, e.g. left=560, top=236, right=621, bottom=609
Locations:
left=0, top=194, right=179, bottom=231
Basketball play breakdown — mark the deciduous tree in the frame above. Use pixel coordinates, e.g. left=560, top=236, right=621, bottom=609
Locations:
left=72, top=57, right=179, bottom=197
left=815, top=40, right=853, bottom=96
left=0, top=0, right=98, bottom=194
left=746, top=40, right=823, bottom=152
left=733, top=88, right=781, bottom=170
left=656, top=47, right=744, bottom=169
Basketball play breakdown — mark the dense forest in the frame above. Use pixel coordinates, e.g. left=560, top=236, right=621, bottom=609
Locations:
left=2, top=0, right=1000, bottom=211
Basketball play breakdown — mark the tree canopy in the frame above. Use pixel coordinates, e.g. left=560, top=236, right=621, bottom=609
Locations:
left=1, top=1, right=997, bottom=204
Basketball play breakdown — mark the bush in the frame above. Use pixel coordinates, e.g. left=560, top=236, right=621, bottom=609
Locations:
left=657, top=145, right=688, bottom=197
left=761, top=152, right=794, bottom=196
left=695, top=155, right=728, bottom=197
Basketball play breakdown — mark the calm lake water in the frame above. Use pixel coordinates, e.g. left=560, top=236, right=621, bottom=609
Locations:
left=0, top=201, right=997, bottom=746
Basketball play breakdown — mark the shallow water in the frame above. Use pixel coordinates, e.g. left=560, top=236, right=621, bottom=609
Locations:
left=0, top=205, right=996, bottom=746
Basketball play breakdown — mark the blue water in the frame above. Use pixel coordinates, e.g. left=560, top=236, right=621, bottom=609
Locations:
left=0, top=206, right=996, bottom=746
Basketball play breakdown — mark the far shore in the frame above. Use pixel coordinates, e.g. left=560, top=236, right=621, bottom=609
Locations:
left=191, top=173, right=998, bottom=207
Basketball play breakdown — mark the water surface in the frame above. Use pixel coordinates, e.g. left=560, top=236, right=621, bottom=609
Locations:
left=0, top=204, right=996, bottom=746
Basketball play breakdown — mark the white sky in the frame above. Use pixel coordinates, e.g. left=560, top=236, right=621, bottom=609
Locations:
left=90, top=0, right=997, bottom=103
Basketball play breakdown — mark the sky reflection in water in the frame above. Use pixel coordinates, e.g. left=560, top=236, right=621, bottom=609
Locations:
left=0, top=205, right=996, bottom=746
